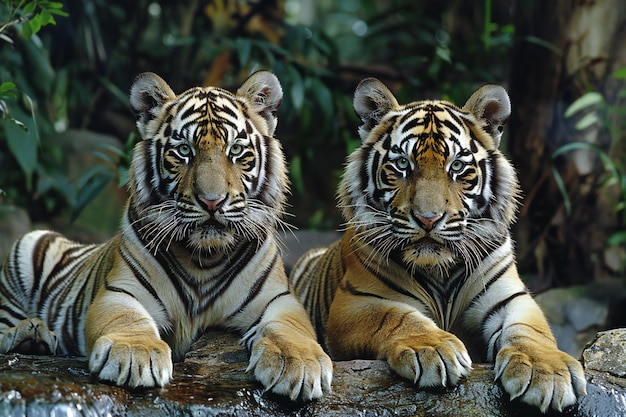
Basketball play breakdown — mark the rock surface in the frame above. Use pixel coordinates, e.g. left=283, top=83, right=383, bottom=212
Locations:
left=2, top=330, right=626, bottom=417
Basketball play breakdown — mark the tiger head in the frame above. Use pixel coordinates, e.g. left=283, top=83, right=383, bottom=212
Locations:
left=339, top=78, right=521, bottom=274
left=127, top=71, right=288, bottom=254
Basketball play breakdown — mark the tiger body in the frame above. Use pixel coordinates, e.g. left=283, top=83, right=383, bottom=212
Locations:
left=290, top=78, right=586, bottom=412
left=0, top=71, right=332, bottom=401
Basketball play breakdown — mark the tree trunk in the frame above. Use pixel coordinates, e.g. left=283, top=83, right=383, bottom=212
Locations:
left=508, top=0, right=626, bottom=290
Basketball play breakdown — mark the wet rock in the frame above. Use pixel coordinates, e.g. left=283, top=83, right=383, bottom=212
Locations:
left=582, top=328, right=626, bottom=381
left=1, top=330, right=626, bottom=417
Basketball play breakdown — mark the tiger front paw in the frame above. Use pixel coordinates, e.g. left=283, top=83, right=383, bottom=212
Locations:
left=247, top=335, right=333, bottom=401
left=0, top=318, right=58, bottom=355
left=495, top=344, right=587, bottom=413
left=88, top=333, right=173, bottom=388
left=385, top=329, right=472, bottom=388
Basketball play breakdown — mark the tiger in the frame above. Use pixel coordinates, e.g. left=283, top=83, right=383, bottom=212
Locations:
left=0, top=71, right=332, bottom=401
left=290, top=78, right=587, bottom=412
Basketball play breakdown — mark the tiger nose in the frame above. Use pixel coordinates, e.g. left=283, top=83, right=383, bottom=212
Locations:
left=198, top=194, right=226, bottom=212
left=414, top=212, right=444, bottom=231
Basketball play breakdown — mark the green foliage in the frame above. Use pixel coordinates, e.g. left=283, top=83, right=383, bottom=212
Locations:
left=555, top=69, right=626, bottom=270
left=14, top=0, right=67, bottom=39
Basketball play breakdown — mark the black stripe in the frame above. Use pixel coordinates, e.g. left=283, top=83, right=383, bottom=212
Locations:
left=31, top=232, right=59, bottom=299
left=467, top=259, right=514, bottom=309
left=359, top=255, right=419, bottom=302
left=197, top=243, right=258, bottom=312
left=442, top=118, right=460, bottom=135
left=241, top=290, right=291, bottom=348
left=227, top=251, right=278, bottom=320
left=118, top=247, right=167, bottom=314
left=483, top=290, right=528, bottom=325
left=341, top=279, right=386, bottom=300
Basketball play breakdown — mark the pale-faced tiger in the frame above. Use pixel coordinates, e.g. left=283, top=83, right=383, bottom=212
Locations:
left=290, top=78, right=587, bottom=412
left=0, top=71, right=332, bottom=401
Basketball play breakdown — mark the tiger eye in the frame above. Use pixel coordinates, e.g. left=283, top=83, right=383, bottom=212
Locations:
left=395, top=157, right=410, bottom=170
left=450, top=160, right=465, bottom=173
left=177, top=143, right=192, bottom=157
left=230, top=144, right=244, bottom=156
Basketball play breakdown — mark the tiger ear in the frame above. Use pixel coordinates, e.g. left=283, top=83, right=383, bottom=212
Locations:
left=237, top=71, right=283, bottom=136
left=463, top=84, right=511, bottom=148
left=353, top=78, right=399, bottom=142
left=129, top=72, right=176, bottom=128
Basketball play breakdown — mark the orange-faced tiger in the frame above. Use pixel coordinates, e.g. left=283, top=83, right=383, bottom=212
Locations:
left=0, top=71, right=332, bottom=401
left=290, top=78, right=587, bottom=412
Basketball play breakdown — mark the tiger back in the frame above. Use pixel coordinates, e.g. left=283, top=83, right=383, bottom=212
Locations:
left=0, top=71, right=332, bottom=401
left=290, top=78, right=586, bottom=412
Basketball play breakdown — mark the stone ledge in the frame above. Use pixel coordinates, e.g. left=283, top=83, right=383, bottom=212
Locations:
left=1, top=331, right=625, bottom=417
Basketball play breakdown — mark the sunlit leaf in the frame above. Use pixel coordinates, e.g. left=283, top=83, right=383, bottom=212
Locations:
left=607, top=231, right=626, bottom=246
left=28, top=17, right=42, bottom=35
left=613, top=67, right=626, bottom=80
left=564, top=92, right=604, bottom=118
left=22, top=2, right=37, bottom=15
left=39, top=9, right=56, bottom=26
left=0, top=82, right=16, bottom=96
left=574, top=111, right=600, bottom=130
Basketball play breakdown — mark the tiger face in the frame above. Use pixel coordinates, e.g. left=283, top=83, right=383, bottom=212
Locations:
left=339, top=78, right=520, bottom=273
left=128, top=72, right=287, bottom=253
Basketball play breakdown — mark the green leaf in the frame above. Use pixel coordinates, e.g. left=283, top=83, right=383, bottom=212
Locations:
left=118, top=166, right=129, bottom=187
left=28, top=16, right=42, bottom=35
left=286, top=65, right=304, bottom=111
left=607, top=231, right=626, bottom=246
left=0, top=82, right=17, bottom=99
left=308, top=77, right=333, bottom=130
left=39, top=9, right=56, bottom=26
left=23, top=2, right=37, bottom=15
left=22, top=21, right=32, bottom=39
left=48, top=8, right=69, bottom=17
left=564, top=92, right=604, bottom=118
left=613, top=67, right=626, bottom=80
left=73, top=167, right=113, bottom=220
left=3, top=107, right=39, bottom=188
left=574, top=111, right=600, bottom=130
left=551, top=166, right=571, bottom=217
left=46, top=2, right=66, bottom=9
left=36, top=169, right=75, bottom=205
left=289, top=155, right=305, bottom=195
left=235, top=38, right=251, bottom=67
left=21, top=38, right=55, bottom=95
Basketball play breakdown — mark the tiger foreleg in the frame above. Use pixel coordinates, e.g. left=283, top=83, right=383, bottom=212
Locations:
left=328, top=290, right=472, bottom=388
left=243, top=294, right=333, bottom=401
left=0, top=317, right=58, bottom=355
left=489, top=296, right=587, bottom=413
left=85, top=290, right=172, bottom=389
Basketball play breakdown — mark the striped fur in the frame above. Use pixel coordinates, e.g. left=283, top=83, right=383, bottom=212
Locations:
left=290, top=78, right=586, bottom=412
left=0, top=72, right=331, bottom=401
